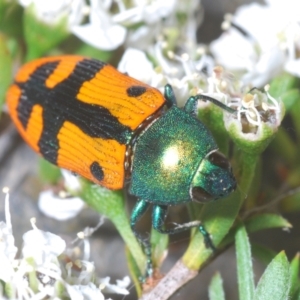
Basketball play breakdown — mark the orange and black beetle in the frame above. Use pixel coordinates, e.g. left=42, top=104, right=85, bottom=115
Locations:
left=6, top=55, right=236, bottom=277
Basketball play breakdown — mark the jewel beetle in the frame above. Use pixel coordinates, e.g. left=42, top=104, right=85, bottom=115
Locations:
left=6, top=55, right=236, bottom=277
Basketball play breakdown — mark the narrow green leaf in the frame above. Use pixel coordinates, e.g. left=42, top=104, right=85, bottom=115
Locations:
left=254, top=251, right=291, bottom=300
left=208, top=272, right=226, bottom=300
left=150, top=228, right=168, bottom=269
left=125, top=248, right=142, bottom=297
left=235, top=225, right=255, bottom=300
left=78, top=179, right=146, bottom=274
left=289, top=253, right=300, bottom=298
left=221, top=213, right=291, bottom=249
left=252, top=243, right=276, bottom=266
left=245, top=213, right=292, bottom=233
left=38, top=158, right=62, bottom=184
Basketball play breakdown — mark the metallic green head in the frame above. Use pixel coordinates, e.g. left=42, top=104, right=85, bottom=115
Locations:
left=191, top=150, right=236, bottom=203
left=130, top=104, right=236, bottom=205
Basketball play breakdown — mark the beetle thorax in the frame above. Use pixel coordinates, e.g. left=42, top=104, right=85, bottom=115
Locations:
left=129, top=106, right=218, bottom=205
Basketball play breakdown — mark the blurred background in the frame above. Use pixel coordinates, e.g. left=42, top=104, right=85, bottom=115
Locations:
left=1, top=0, right=299, bottom=299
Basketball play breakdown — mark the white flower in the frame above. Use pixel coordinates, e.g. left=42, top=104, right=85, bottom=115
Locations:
left=66, top=282, right=105, bottom=300
left=210, top=0, right=300, bottom=87
left=118, top=48, right=164, bottom=87
left=0, top=189, right=18, bottom=282
left=38, top=190, right=85, bottom=221
left=38, top=170, right=85, bottom=221
left=72, top=0, right=177, bottom=50
left=71, top=0, right=126, bottom=50
left=22, top=222, right=66, bottom=266
left=112, top=0, right=176, bottom=25
left=226, top=87, right=283, bottom=132
left=198, top=66, right=284, bottom=139
left=99, top=276, right=130, bottom=295
left=19, top=0, right=86, bottom=28
left=0, top=192, right=130, bottom=299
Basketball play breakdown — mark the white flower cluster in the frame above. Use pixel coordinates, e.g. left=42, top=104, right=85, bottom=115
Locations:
left=0, top=189, right=130, bottom=300
left=210, top=0, right=300, bottom=87
left=19, top=0, right=182, bottom=50
left=200, top=66, right=283, bottom=133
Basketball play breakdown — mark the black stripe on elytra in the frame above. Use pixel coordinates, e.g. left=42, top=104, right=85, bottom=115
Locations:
left=127, top=85, right=146, bottom=97
left=90, top=161, right=104, bottom=181
left=16, top=58, right=133, bottom=165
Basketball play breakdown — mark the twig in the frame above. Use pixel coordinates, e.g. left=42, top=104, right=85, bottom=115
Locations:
left=140, top=259, right=198, bottom=300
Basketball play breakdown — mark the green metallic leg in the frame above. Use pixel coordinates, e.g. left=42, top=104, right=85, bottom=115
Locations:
left=152, top=204, right=216, bottom=251
left=164, top=84, right=177, bottom=107
left=130, top=199, right=153, bottom=278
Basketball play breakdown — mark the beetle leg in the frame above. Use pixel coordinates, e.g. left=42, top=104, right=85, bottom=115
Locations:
left=130, top=199, right=153, bottom=278
left=152, top=204, right=197, bottom=234
left=152, top=204, right=216, bottom=251
left=183, top=96, right=198, bottom=116
left=164, top=84, right=177, bottom=107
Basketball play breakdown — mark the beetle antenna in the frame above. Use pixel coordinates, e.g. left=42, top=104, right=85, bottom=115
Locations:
left=194, top=94, right=237, bottom=114
left=184, top=94, right=237, bottom=115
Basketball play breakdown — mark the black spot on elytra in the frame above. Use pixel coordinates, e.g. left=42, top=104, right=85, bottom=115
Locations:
left=90, top=161, right=104, bottom=181
left=127, top=86, right=146, bottom=97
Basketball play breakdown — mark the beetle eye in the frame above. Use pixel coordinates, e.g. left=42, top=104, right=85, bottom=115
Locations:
left=191, top=187, right=215, bottom=203
left=208, top=151, right=231, bottom=170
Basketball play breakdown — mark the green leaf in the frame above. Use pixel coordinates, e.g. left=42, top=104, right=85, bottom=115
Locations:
left=0, top=33, right=13, bottom=108
left=235, top=225, right=255, bottom=300
left=125, top=247, right=143, bottom=297
left=290, top=100, right=300, bottom=142
left=222, top=214, right=291, bottom=248
left=270, top=127, right=297, bottom=166
left=183, top=190, right=242, bottom=270
left=245, top=213, right=292, bottom=233
left=268, top=72, right=296, bottom=94
left=281, top=89, right=300, bottom=112
left=75, top=44, right=113, bottom=62
left=78, top=179, right=146, bottom=274
left=23, top=4, right=69, bottom=60
left=150, top=227, right=168, bottom=269
left=208, top=272, right=226, bottom=300
left=252, top=243, right=276, bottom=266
left=38, top=158, right=62, bottom=184
left=289, top=253, right=300, bottom=298
left=0, top=1, right=23, bottom=38
left=254, top=251, right=291, bottom=300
